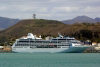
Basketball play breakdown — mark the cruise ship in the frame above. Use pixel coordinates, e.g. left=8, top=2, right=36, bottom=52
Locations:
left=12, top=33, right=89, bottom=53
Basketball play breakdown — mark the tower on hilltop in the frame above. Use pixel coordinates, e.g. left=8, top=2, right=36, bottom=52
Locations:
left=33, top=14, right=36, bottom=19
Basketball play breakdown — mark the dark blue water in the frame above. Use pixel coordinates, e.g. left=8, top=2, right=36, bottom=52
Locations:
left=0, top=53, right=100, bottom=67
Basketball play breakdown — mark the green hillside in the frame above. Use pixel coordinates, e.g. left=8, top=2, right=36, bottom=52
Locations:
left=3, top=19, right=67, bottom=37
left=0, top=19, right=100, bottom=46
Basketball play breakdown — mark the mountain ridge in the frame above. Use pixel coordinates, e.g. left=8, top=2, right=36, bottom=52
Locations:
left=62, top=16, right=100, bottom=24
left=0, top=16, right=19, bottom=30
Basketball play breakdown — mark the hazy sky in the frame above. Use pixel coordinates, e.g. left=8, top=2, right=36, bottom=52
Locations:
left=0, top=0, right=100, bottom=20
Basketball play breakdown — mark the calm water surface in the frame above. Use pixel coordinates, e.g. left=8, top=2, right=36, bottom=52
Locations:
left=0, top=53, right=100, bottom=67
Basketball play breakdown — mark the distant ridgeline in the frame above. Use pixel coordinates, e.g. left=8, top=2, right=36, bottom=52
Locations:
left=0, top=17, right=19, bottom=30
left=0, top=19, right=100, bottom=46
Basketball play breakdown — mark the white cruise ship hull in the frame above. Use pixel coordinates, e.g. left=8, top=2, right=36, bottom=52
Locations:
left=12, top=46, right=88, bottom=53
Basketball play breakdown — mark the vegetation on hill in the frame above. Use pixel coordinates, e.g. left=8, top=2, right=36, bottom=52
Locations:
left=0, top=19, right=100, bottom=46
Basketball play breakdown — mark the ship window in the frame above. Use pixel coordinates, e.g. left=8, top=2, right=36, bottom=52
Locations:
left=52, top=39, right=57, bottom=40
left=19, top=41, right=29, bottom=43
left=58, top=39, right=66, bottom=40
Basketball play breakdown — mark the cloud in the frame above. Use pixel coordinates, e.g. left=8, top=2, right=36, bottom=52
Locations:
left=0, top=6, right=7, bottom=11
left=84, top=7, right=100, bottom=13
left=0, top=0, right=99, bottom=20
left=52, top=7, right=79, bottom=13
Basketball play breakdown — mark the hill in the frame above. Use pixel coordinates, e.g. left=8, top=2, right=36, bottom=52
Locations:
left=0, top=17, right=19, bottom=30
left=0, top=19, right=100, bottom=46
left=95, top=17, right=100, bottom=22
left=62, top=16, right=100, bottom=24
left=1, top=19, right=67, bottom=38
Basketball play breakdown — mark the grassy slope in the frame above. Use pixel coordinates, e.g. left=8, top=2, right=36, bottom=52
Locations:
left=1, top=19, right=67, bottom=38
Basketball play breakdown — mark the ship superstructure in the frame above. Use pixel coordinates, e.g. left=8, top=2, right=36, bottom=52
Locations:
left=12, top=33, right=89, bottom=53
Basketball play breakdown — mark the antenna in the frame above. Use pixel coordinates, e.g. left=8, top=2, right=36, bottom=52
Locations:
left=33, top=14, right=36, bottom=19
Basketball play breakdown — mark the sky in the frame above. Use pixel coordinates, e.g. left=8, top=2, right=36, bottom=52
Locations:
left=0, top=0, right=100, bottom=20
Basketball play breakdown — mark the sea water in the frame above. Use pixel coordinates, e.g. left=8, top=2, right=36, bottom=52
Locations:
left=0, top=53, right=100, bottom=67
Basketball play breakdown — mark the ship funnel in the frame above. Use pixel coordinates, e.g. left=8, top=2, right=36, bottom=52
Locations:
left=58, top=33, right=63, bottom=38
left=27, top=33, right=35, bottom=39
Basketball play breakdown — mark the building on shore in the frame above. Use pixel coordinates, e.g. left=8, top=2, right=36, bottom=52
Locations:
left=0, top=46, right=3, bottom=50
left=0, top=45, right=12, bottom=52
